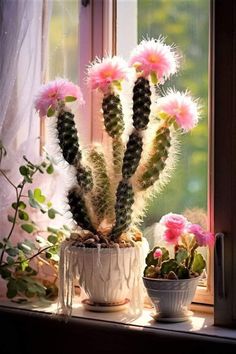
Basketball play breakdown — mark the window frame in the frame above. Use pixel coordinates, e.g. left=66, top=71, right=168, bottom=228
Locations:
left=212, top=0, right=236, bottom=327
left=34, top=0, right=236, bottom=327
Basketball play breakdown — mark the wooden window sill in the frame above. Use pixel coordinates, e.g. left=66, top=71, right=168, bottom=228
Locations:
left=0, top=298, right=236, bottom=353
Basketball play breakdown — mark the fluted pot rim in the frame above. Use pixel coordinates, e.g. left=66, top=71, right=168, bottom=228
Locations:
left=143, top=275, right=201, bottom=283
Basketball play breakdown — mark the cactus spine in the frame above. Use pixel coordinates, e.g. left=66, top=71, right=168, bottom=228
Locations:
left=102, top=92, right=125, bottom=176
left=139, top=126, right=171, bottom=190
left=88, top=147, right=114, bottom=223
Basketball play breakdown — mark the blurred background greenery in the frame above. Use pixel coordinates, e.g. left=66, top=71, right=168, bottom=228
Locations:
left=48, top=0, right=78, bottom=82
left=138, top=0, right=209, bottom=228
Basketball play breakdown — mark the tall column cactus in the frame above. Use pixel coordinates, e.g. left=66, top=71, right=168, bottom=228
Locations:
left=88, top=57, right=128, bottom=177
left=35, top=38, right=199, bottom=247
left=34, top=79, right=95, bottom=232
left=111, top=38, right=179, bottom=240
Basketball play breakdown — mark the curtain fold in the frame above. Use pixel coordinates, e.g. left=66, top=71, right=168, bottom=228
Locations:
left=0, top=0, right=52, bottom=211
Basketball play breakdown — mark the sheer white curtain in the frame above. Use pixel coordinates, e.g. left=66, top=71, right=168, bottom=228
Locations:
left=0, top=0, right=51, bottom=211
left=0, top=0, right=52, bottom=296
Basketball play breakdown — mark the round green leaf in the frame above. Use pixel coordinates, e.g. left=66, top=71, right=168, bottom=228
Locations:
left=0, top=268, right=11, bottom=279
left=21, top=224, right=34, bottom=233
left=18, top=210, right=29, bottom=221
left=33, top=188, right=46, bottom=203
left=19, top=166, right=29, bottom=176
left=7, top=279, right=18, bottom=299
left=48, top=208, right=56, bottom=219
left=46, top=164, right=54, bottom=174
left=6, top=256, right=15, bottom=265
left=47, top=235, right=58, bottom=245
left=6, top=247, right=19, bottom=257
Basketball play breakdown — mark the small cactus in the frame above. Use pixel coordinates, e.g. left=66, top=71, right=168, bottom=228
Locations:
left=35, top=39, right=200, bottom=248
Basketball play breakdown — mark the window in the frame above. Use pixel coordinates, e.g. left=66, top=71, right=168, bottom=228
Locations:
left=116, top=0, right=212, bottom=306
left=1, top=0, right=236, bottom=329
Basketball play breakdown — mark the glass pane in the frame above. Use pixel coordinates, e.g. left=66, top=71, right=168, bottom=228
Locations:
left=48, top=0, right=79, bottom=81
left=137, top=0, right=209, bottom=231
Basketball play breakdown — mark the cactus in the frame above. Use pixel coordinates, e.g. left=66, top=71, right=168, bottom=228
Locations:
left=67, top=188, right=95, bottom=233
left=139, top=126, right=171, bottom=190
left=102, top=93, right=124, bottom=138
left=88, top=147, right=114, bottom=223
left=35, top=39, right=199, bottom=248
left=56, top=110, right=80, bottom=165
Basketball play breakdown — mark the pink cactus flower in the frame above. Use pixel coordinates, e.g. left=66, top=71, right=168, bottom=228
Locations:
left=163, top=228, right=181, bottom=245
left=87, top=56, right=129, bottom=93
left=34, top=78, right=84, bottom=118
left=129, top=38, right=179, bottom=82
left=188, top=224, right=215, bottom=247
left=156, top=90, right=199, bottom=132
left=153, top=248, right=163, bottom=259
left=160, top=213, right=188, bottom=233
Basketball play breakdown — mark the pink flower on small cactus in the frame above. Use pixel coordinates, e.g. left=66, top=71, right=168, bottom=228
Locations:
left=153, top=248, right=163, bottom=259
left=129, top=38, right=179, bottom=83
left=163, top=228, right=181, bottom=245
left=87, top=56, right=129, bottom=93
left=34, top=78, right=84, bottom=118
left=160, top=213, right=188, bottom=233
left=156, top=90, right=199, bottom=132
left=188, top=224, right=215, bottom=247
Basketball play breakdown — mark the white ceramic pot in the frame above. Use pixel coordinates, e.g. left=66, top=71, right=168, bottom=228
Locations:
left=143, top=276, right=200, bottom=322
left=59, top=239, right=148, bottom=313
left=77, top=247, right=137, bottom=305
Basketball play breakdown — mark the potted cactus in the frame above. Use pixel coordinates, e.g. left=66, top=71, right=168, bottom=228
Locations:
left=35, top=38, right=200, bottom=314
left=143, top=213, right=214, bottom=322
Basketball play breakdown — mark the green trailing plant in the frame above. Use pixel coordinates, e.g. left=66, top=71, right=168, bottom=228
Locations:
left=0, top=153, right=70, bottom=301
left=34, top=38, right=200, bottom=248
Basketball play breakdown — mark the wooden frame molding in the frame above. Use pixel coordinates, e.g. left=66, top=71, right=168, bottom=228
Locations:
left=213, top=0, right=236, bottom=327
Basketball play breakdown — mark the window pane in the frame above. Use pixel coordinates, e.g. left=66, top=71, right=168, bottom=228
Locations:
left=48, top=0, right=79, bottom=81
left=137, top=0, right=209, bottom=231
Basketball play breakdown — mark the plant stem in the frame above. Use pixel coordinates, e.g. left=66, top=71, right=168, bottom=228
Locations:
left=0, top=160, right=42, bottom=266
left=20, top=246, right=51, bottom=264
left=0, top=169, right=17, bottom=190
left=0, top=183, right=24, bottom=266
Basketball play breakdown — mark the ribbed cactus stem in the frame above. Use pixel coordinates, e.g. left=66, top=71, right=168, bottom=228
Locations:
left=56, top=109, right=81, bottom=165
left=56, top=108, right=94, bottom=194
left=76, top=164, right=93, bottom=193
left=111, top=180, right=134, bottom=241
left=122, top=131, right=143, bottom=179
left=112, top=137, right=124, bottom=176
left=88, top=147, right=114, bottom=223
left=67, top=188, right=96, bottom=233
left=102, top=93, right=125, bottom=138
left=132, top=77, right=151, bottom=130
left=111, top=77, right=152, bottom=240
left=139, top=126, right=171, bottom=190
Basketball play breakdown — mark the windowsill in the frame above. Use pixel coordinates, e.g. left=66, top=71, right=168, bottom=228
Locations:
left=0, top=298, right=235, bottom=342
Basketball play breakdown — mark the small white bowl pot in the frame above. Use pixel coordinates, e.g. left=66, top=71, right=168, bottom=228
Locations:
left=143, top=276, right=200, bottom=322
